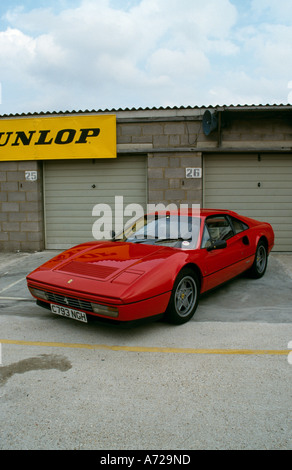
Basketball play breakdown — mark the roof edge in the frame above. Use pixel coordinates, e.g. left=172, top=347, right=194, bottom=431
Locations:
left=0, top=103, right=291, bottom=119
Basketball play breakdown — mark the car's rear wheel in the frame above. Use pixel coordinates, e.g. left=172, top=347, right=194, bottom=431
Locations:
left=165, top=268, right=199, bottom=324
left=249, top=241, right=268, bottom=278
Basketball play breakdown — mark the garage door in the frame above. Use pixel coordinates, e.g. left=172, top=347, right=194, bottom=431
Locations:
left=203, top=153, right=292, bottom=251
left=44, top=156, right=147, bottom=249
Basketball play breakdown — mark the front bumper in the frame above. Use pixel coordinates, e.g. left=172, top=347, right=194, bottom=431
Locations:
left=28, top=282, right=171, bottom=323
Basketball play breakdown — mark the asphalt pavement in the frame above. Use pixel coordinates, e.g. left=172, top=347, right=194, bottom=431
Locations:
left=0, top=250, right=291, bottom=450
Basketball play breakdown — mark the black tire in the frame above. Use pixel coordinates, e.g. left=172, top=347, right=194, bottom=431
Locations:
left=249, top=241, right=268, bottom=278
left=165, top=268, right=199, bottom=325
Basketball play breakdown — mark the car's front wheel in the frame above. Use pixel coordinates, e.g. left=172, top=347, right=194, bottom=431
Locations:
left=165, top=268, right=199, bottom=325
left=249, top=241, right=268, bottom=278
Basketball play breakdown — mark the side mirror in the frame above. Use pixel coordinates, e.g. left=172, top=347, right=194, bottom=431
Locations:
left=207, top=239, right=227, bottom=251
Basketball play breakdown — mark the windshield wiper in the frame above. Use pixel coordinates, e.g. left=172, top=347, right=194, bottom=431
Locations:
left=126, top=237, right=152, bottom=243
left=126, top=236, right=192, bottom=245
left=154, top=237, right=191, bottom=243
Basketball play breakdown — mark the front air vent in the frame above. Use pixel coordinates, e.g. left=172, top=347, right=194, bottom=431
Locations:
left=57, top=261, right=118, bottom=279
left=46, top=292, right=93, bottom=312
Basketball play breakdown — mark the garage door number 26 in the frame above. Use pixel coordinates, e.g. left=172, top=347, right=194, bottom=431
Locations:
left=186, top=168, right=202, bottom=179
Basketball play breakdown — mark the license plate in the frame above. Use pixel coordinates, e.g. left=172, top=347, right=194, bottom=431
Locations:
left=50, top=304, right=88, bottom=323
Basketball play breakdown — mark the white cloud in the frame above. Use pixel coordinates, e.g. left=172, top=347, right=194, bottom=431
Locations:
left=246, top=24, right=292, bottom=78
left=208, top=71, right=285, bottom=106
left=0, top=28, right=34, bottom=63
left=0, top=0, right=291, bottom=114
left=147, top=48, right=210, bottom=82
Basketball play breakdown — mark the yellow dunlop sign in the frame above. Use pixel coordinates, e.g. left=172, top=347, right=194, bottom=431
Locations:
left=0, top=114, right=116, bottom=161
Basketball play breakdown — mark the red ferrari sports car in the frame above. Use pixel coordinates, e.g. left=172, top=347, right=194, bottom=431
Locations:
left=27, top=209, right=274, bottom=325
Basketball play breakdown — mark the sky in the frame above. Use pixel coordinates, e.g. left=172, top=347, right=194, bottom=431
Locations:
left=0, top=0, right=292, bottom=115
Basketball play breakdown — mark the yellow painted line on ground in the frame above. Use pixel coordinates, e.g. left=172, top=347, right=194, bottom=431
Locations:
left=0, top=339, right=288, bottom=356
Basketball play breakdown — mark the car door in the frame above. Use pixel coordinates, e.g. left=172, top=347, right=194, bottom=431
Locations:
left=200, top=215, right=251, bottom=291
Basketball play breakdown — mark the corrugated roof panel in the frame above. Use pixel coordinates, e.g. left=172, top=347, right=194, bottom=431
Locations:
left=0, top=103, right=291, bottom=118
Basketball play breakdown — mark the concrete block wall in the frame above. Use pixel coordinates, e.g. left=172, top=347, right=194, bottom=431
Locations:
left=220, top=111, right=292, bottom=148
left=0, top=161, right=44, bottom=252
left=117, top=109, right=292, bottom=150
left=118, top=120, right=202, bottom=149
left=147, top=152, right=202, bottom=207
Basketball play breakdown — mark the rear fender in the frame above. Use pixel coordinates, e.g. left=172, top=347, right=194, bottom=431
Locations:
left=255, top=229, right=274, bottom=254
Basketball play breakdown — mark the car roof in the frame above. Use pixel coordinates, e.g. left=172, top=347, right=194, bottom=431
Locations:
left=147, top=208, right=238, bottom=219
left=199, top=209, right=235, bottom=217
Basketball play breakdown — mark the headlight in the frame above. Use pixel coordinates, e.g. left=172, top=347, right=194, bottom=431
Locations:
left=112, top=270, right=144, bottom=285
left=91, top=303, right=119, bottom=318
left=29, top=287, right=48, bottom=301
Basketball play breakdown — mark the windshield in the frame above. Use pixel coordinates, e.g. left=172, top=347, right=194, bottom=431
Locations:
left=114, top=214, right=200, bottom=249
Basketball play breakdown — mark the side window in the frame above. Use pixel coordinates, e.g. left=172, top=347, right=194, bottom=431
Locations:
left=201, top=216, right=234, bottom=248
left=229, top=216, right=249, bottom=234
left=201, top=225, right=212, bottom=249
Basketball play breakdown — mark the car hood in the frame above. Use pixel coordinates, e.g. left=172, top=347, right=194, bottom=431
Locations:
left=53, top=241, right=169, bottom=279
left=27, top=241, right=190, bottom=303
